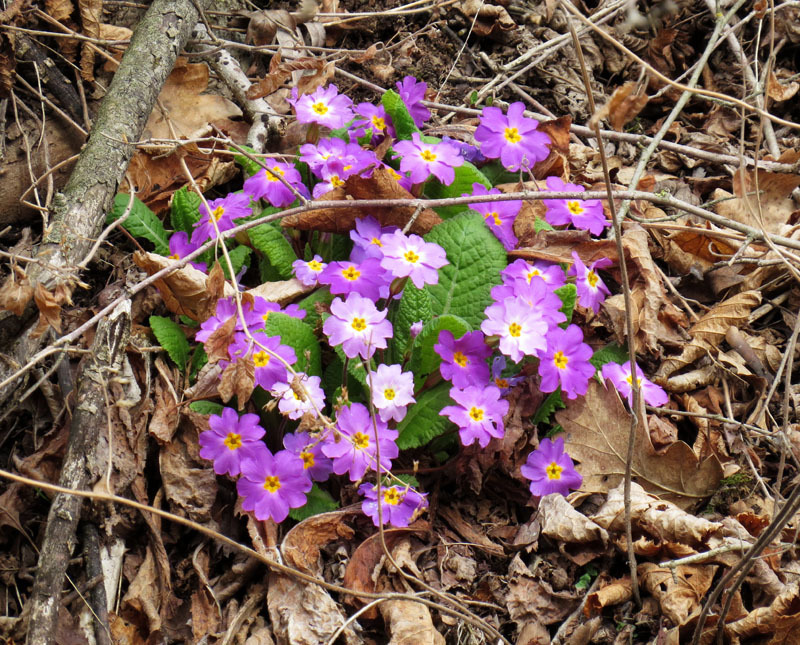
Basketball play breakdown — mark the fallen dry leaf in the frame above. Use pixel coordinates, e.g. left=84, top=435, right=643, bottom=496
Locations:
left=218, top=357, right=255, bottom=408
left=281, top=167, right=441, bottom=235
left=246, top=278, right=313, bottom=305
left=0, top=266, right=33, bottom=316
left=506, top=553, right=579, bottom=627
left=379, top=599, right=444, bottom=645
left=281, top=508, right=358, bottom=575
left=639, top=562, right=717, bottom=626
left=656, top=290, right=761, bottom=381
left=767, top=70, right=799, bottom=102
left=589, top=82, right=649, bottom=132
left=558, top=382, right=723, bottom=508
left=585, top=576, right=633, bottom=616
left=132, top=252, right=236, bottom=322
left=143, top=58, right=241, bottom=141
left=538, top=493, right=609, bottom=565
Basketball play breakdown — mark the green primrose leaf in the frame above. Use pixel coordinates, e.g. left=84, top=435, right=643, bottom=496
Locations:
left=391, top=284, right=432, bottom=362
left=248, top=222, right=296, bottom=280
left=296, top=287, right=334, bottom=331
left=532, top=389, right=566, bottom=425
left=170, top=186, right=201, bottom=234
left=332, top=344, right=371, bottom=388
left=381, top=89, right=420, bottom=141
left=590, top=342, right=630, bottom=371
left=424, top=161, right=492, bottom=219
left=555, top=283, right=577, bottom=325
left=263, top=312, right=322, bottom=376
left=423, top=212, right=506, bottom=329
left=396, top=382, right=453, bottom=449
left=221, top=245, right=252, bottom=280
left=189, top=400, right=224, bottom=416
left=108, top=193, right=169, bottom=255
left=289, top=484, right=340, bottom=521
left=480, top=160, right=519, bottom=186
left=233, top=144, right=263, bottom=177
left=190, top=345, right=208, bottom=381
left=534, top=216, right=554, bottom=232
left=149, top=315, right=190, bottom=370
left=408, top=314, right=471, bottom=378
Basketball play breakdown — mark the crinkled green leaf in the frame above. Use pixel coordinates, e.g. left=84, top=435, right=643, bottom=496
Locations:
left=263, top=313, right=322, bottom=376
left=535, top=216, right=554, bottom=232
left=381, top=89, right=419, bottom=141
left=248, top=222, right=296, bottom=280
left=391, top=284, right=432, bottom=362
left=289, top=484, right=339, bottom=521
left=480, top=160, right=518, bottom=186
left=590, top=343, right=629, bottom=371
left=149, top=315, right=190, bottom=370
left=170, top=186, right=201, bottom=234
left=555, top=283, right=577, bottom=325
left=424, top=162, right=492, bottom=218
left=396, top=382, right=453, bottom=449
left=190, top=345, right=208, bottom=381
left=332, top=344, right=372, bottom=388
left=297, top=288, right=333, bottom=331
left=409, top=314, right=471, bottom=378
left=423, top=212, right=506, bottom=329
left=189, top=400, right=224, bottom=416
left=221, top=245, right=252, bottom=280
left=108, top=193, right=169, bottom=255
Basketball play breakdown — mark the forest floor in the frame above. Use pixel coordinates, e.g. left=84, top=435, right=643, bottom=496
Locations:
left=2, top=0, right=800, bottom=643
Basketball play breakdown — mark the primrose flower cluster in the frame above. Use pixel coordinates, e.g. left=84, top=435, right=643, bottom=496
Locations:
left=162, top=77, right=672, bottom=523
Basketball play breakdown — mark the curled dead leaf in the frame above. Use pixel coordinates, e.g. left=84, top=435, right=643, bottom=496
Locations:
left=767, top=70, right=799, bottom=102
left=585, top=577, right=633, bottom=617
left=0, top=266, right=33, bottom=316
left=589, top=82, right=649, bottom=132
left=638, top=562, right=717, bottom=626
left=281, top=508, right=358, bottom=575
left=32, top=283, right=63, bottom=336
left=558, top=382, right=723, bottom=508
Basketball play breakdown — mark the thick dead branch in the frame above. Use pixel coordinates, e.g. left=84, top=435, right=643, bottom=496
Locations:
left=26, top=300, right=130, bottom=645
left=0, top=0, right=211, bottom=406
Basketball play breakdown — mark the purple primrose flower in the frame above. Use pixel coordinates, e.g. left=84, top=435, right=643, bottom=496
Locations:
left=481, top=296, right=550, bottom=362
left=289, top=84, right=354, bottom=129
left=198, top=407, right=268, bottom=477
left=237, top=449, right=312, bottom=522
left=369, top=363, right=415, bottom=423
left=283, top=430, right=334, bottom=482
left=323, top=293, right=393, bottom=359
left=395, top=76, right=431, bottom=127
left=227, top=332, right=297, bottom=391
left=379, top=230, right=448, bottom=288
left=318, top=258, right=389, bottom=301
left=538, top=325, right=595, bottom=399
left=601, top=361, right=669, bottom=407
left=350, top=216, right=397, bottom=263
left=243, top=161, right=307, bottom=208
left=569, top=251, right=612, bottom=313
left=359, top=483, right=428, bottom=527
left=192, top=192, right=251, bottom=245
left=270, top=373, right=326, bottom=420
left=474, top=102, right=550, bottom=172
left=393, top=133, right=464, bottom=185
left=441, top=385, right=509, bottom=448
left=434, top=329, right=491, bottom=388
left=520, top=436, right=582, bottom=497
left=293, top=255, right=327, bottom=287
left=543, top=176, right=608, bottom=236
left=467, top=183, right=521, bottom=251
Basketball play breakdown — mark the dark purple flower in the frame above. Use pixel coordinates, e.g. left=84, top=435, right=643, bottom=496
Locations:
left=350, top=216, right=397, bottom=263
left=318, top=258, right=389, bottom=301
left=569, top=251, right=612, bottom=313
left=491, top=356, right=523, bottom=393
left=520, top=437, right=582, bottom=497
left=322, top=403, right=399, bottom=481
left=538, top=325, right=595, bottom=399
left=395, top=76, right=431, bottom=127
left=601, top=361, right=669, bottom=407
left=501, top=259, right=566, bottom=290
left=358, top=483, right=428, bottom=527
left=467, top=183, right=521, bottom=251
left=198, top=407, right=268, bottom=477
left=393, top=133, right=464, bottom=185
left=243, top=161, right=308, bottom=208
left=195, top=296, right=268, bottom=344
left=168, top=231, right=206, bottom=271
left=441, top=385, right=508, bottom=448
left=474, top=102, right=550, bottom=172
left=543, top=176, right=608, bottom=236
left=227, top=332, right=297, bottom=391
left=237, top=449, right=312, bottom=522
left=192, top=192, right=252, bottom=245
left=351, top=102, right=395, bottom=142
left=283, top=430, right=333, bottom=482
left=434, top=329, right=491, bottom=388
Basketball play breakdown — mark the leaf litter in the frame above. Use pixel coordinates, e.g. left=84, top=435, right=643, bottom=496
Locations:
left=3, top=0, right=800, bottom=642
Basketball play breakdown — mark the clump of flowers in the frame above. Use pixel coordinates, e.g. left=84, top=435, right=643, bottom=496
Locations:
left=127, top=76, right=680, bottom=534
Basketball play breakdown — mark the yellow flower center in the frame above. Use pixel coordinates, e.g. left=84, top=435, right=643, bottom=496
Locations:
left=553, top=351, right=568, bottom=369
left=263, top=476, right=281, bottom=492
left=371, top=115, right=386, bottom=130
left=453, top=351, right=469, bottom=368
left=508, top=322, right=522, bottom=338
left=383, top=488, right=402, bottom=505
left=253, top=351, right=270, bottom=367
left=504, top=127, right=521, bottom=144
left=224, top=433, right=242, bottom=450
left=262, top=312, right=271, bottom=324
left=387, top=167, right=401, bottom=180
left=371, top=237, right=382, bottom=247
left=587, top=270, right=599, bottom=288
left=384, top=387, right=396, bottom=401
left=351, top=317, right=366, bottom=332
left=404, top=250, right=420, bottom=264
left=420, top=149, right=437, bottom=162
left=308, top=260, right=322, bottom=272
left=469, top=406, right=484, bottom=422
left=211, top=206, right=225, bottom=221
left=546, top=462, right=563, bottom=480
left=528, top=270, right=540, bottom=281
left=312, top=101, right=329, bottom=115
left=495, top=378, right=509, bottom=388
left=330, top=175, right=345, bottom=187
left=169, top=253, right=181, bottom=260
left=567, top=200, right=584, bottom=215
left=490, top=212, right=502, bottom=226
left=625, top=374, right=642, bottom=387
left=301, top=451, right=315, bottom=469
left=266, top=166, right=285, bottom=182
left=342, top=266, right=361, bottom=281
left=353, top=432, right=370, bottom=449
